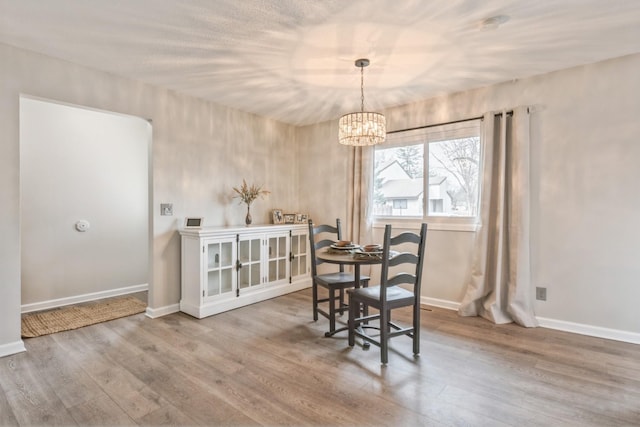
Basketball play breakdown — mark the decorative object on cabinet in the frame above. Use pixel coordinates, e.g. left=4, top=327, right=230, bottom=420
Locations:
left=283, top=213, right=296, bottom=224
left=184, top=217, right=203, bottom=228
left=272, top=209, right=284, bottom=224
left=295, top=213, right=308, bottom=224
left=179, top=224, right=311, bottom=318
left=232, top=179, right=270, bottom=226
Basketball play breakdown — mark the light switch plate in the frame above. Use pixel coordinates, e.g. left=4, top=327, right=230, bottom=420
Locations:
left=161, top=203, right=173, bottom=216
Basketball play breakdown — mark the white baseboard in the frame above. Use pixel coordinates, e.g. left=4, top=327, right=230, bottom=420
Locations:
left=145, top=304, right=180, bottom=319
left=536, top=317, right=640, bottom=345
left=421, top=296, right=460, bottom=311
left=21, top=283, right=149, bottom=314
left=419, top=297, right=639, bottom=345
left=0, top=340, right=26, bottom=358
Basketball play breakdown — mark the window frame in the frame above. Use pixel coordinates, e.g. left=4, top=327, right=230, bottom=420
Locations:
left=372, top=119, right=483, bottom=232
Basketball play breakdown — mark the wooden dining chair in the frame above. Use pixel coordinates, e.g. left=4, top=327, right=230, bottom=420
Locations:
left=347, top=223, right=427, bottom=364
left=308, top=218, right=370, bottom=337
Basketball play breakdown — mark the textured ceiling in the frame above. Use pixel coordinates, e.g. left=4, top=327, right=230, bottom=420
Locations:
left=1, top=0, right=640, bottom=126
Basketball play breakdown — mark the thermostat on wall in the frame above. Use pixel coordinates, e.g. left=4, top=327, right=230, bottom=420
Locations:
left=75, top=220, right=90, bottom=232
left=184, top=217, right=203, bottom=228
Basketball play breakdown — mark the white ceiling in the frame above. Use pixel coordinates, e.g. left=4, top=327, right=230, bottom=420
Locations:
left=2, top=0, right=640, bottom=126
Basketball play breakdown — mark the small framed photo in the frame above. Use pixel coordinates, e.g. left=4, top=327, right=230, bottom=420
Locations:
left=295, top=213, right=308, bottom=224
left=184, top=217, right=203, bottom=228
left=283, top=213, right=296, bottom=224
left=272, top=209, right=284, bottom=224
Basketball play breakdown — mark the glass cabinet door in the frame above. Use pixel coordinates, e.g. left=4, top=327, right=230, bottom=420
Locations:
left=290, top=232, right=308, bottom=278
left=206, top=240, right=234, bottom=297
left=238, top=236, right=262, bottom=289
left=268, top=234, right=288, bottom=282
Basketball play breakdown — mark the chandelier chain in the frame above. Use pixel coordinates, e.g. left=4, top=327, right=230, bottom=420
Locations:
left=360, top=64, right=365, bottom=113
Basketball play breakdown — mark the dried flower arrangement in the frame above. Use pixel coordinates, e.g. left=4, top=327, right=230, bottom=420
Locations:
left=232, top=179, right=270, bottom=207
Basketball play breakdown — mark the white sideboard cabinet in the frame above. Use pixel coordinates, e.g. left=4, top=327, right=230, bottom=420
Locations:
left=180, top=224, right=311, bottom=318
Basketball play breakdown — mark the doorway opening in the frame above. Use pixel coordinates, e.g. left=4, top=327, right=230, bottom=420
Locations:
left=19, top=96, right=152, bottom=315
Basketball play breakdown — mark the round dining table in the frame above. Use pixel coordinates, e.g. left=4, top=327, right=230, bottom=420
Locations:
left=316, top=249, right=383, bottom=288
left=315, top=248, right=383, bottom=344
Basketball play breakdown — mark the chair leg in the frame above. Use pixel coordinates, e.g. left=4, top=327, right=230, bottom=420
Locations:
left=386, top=309, right=391, bottom=333
left=380, top=306, right=389, bottom=364
left=363, top=303, right=369, bottom=325
left=338, top=288, right=345, bottom=315
left=348, top=296, right=356, bottom=347
left=328, top=287, right=336, bottom=333
left=312, top=282, right=318, bottom=321
left=413, top=302, right=420, bottom=356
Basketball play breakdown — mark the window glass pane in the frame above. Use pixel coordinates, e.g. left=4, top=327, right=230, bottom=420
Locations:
left=373, top=144, right=424, bottom=217
left=208, top=243, right=220, bottom=269
left=250, top=239, right=261, bottom=260
left=373, top=119, right=481, bottom=220
left=251, top=263, right=261, bottom=286
left=220, top=268, right=233, bottom=293
left=268, top=237, right=277, bottom=260
left=239, top=240, right=250, bottom=262
left=239, top=267, right=250, bottom=289
left=207, top=271, right=220, bottom=296
left=269, top=260, right=277, bottom=281
left=428, top=137, right=480, bottom=217
left=220, top=242, right=233, bottom=266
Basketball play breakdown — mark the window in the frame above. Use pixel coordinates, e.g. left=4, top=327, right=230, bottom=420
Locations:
left=392, top=199, right=408, bottom=209
left=373, top=119, right=482, bottom=221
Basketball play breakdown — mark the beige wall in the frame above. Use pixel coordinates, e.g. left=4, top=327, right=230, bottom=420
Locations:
left=0, top=43, right=298, bottom=355
left=297, top=53, right=640, bottom=338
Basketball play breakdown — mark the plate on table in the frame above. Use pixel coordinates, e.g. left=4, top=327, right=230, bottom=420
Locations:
left=353, top=249, right=383, bottom=256
left=330, top=243, right=359, bottom=251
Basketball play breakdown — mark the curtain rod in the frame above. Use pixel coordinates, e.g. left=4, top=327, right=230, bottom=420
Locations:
left=387, top=111, right=513, bottom=135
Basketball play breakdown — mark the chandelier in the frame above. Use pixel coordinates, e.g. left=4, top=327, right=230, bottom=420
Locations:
left=338, top=58, right=386, bottom=146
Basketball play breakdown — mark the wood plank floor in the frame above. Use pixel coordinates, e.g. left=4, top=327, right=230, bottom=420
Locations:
left=2, top=288, right=639, bottom=426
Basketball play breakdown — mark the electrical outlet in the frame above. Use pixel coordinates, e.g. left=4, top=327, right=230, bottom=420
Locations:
left=536, top=286, right=547, bottom=301
left=160, top=203, right=173, bottom=216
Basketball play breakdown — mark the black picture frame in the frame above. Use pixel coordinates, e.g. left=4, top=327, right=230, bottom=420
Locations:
left=184, top=217, right=203, bottom=228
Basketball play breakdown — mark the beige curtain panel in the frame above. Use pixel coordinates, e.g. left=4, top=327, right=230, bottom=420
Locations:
left=458, top=106, right=538, bottom=327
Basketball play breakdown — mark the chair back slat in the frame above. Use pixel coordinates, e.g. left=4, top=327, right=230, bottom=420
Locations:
left=316, top=238, right=336, bottom=250
left=386, top=273, right=416, bottom=288
left=389, top=231, right=422, bottom=246
left=313, top=223, right=339, bottom=235
left=388, top=252, right=418, bottom=267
